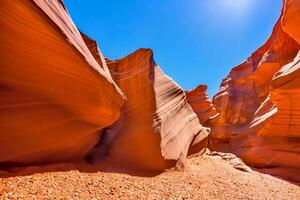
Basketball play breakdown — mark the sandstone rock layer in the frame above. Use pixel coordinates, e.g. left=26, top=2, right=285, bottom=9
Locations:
left=208, top=0, right=300, bottom=181
left=186, top=85, right=219, bottom=124
left=104, top=49, right=209, bottom=170
left=0, top=0, right=208, bottom=171
left=0, top=0, right=125, bottom=165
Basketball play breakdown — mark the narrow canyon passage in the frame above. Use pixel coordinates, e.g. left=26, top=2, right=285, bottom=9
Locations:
left=0, top=0, right=300, bottom=199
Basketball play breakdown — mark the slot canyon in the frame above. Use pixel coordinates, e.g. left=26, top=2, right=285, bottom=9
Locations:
left=0, top=0, right=299, bottom=199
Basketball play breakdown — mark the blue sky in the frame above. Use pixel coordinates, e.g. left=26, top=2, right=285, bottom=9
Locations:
left=64, top=0, right=282, bottom=97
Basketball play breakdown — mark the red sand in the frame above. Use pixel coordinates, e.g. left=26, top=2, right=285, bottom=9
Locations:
left=1, top=153, right=299, bottom=199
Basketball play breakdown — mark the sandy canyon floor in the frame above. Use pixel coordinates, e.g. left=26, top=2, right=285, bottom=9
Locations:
left=1, top=152, right=299, bottom=200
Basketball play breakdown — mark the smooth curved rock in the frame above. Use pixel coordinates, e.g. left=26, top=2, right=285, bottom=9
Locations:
left=282, top=0, right=300, bottom=44
left=186, top=85, right=219, bottom=124
left=0, top=0, right=125, bottom=165
left=209, top=0, right=300, bottom=181
left=97, top=48, right=210, bottom=170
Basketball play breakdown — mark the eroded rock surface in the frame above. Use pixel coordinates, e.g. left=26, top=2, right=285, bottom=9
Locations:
left=186, top=85, right=219, bottom=124
left=95, top=49, right=210, bottom=170
left=2, top=0, right=299, bottom=182
left=0, top=0, right=125, bottom=164
left=208, top=0, right=300, bottom=181
left=207, top=151, right=252, bottom=173
left=0, top=0, right=209, bottom=171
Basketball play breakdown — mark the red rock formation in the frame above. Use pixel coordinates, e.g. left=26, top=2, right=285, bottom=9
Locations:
left=209, top=0, right=300, bottom=181
left=0, top=0, right=125, bottom=164
left=186, top=85, right=219, bottom=124
left=96, top=49, right=210, bottom=170
left=0, top=0, right=209, bottom=171
left=5, top=0, right=299, bottom=180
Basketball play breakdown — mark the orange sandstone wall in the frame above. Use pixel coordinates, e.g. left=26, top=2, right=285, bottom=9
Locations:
left=209, top=0, right=300, bottom=181
left=0, top=0, right=208, bottom=171
left=0, top=0, right=125, bottom=164
left=186, top=85, right=219, bottom=124
left=103, top=49, right=210, bottom=170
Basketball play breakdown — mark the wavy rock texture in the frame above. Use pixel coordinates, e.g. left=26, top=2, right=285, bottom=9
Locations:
left=93, top=49, right=210, bottom=171
left=209, top=0, right=300, bottom=181
left=0, top=0, right=208, bottom=171
left=0, top=0, right=125, bottom=165
left=186, top=85, right=219, bottom=124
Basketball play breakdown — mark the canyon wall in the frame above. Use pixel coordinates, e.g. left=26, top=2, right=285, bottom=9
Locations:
left=91, top=49, right=209, bottom=170
left=0, top=0, right=125, bottom=164
left=1, top=0, right=298, bottom=180
left=206, top=0, right=300, bottom=181
left=0, top=0, right=208, bottom=170
left=186, top=85, right=219, bottom=124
